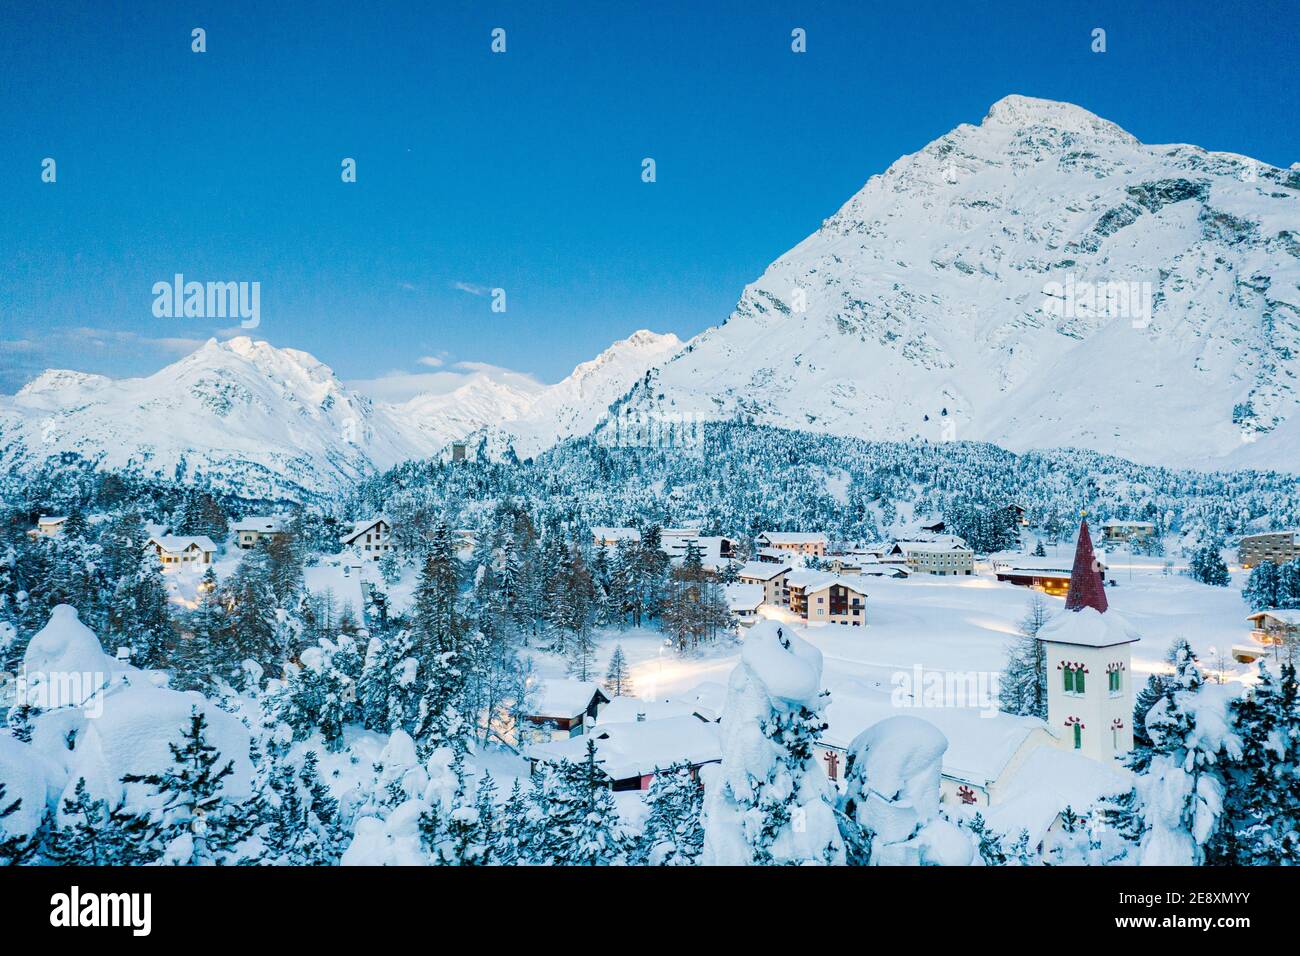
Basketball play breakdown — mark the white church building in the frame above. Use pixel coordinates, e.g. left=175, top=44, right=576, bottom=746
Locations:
left=1036, top=517, right=1139, bottom=764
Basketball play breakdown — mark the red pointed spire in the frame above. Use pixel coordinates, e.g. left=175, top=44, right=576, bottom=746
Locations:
left=1064, top=517, right=1108, bottom=613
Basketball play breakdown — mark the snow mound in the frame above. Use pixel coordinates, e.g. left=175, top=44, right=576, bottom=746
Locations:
left=739, top=620, right=823, bottom=704
left=840, top=715, right=974, bottom=866
left=847, top=715, right=948, bottom=818
left=0, top=735, right=61, bottom=839
left=23, top=605, right=128, bottom=681
left=20, top=605, right=132, bottom=710
left=59, top=685, right=253, bottom=809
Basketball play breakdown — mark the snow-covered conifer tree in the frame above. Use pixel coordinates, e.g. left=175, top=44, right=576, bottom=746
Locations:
left=1188, top=544, right=1230, bottom=587
left=633, top=762, right=703, bottom=865
left=836, top=714, right=973, bottom=866
left=998, top=594, right=1049, bottom=718
left=1131, top=640, right=1239, bottom=865
left=1221, top=662, right=1300, bottom=864
left=703, top=621, right=844, bottom=865
left=122, top=707, right=247, bottom=865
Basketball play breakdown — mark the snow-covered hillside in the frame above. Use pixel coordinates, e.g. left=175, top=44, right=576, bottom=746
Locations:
left=6, top=95, right=1297, bottom=486
left=489, top=329, right=683, bottom=458
left=0, top=331, right=682, bottom=498
left=0, top=337, right=428, bottom=500
left=622, top=95, right=1300, bottom=471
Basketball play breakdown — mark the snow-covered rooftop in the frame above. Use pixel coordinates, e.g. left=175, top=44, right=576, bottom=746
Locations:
left=596, top=696, right=699, bottom=725
left=985, top=744, right=1135, bottom=846
left=785, top=570, right=866, bottom=594
left=1037, top=606, right=1141, bottom=649
left=735, top=560, right=790, bottom=581
left=148, top=535, right=217, bottom=554
left=759, top=531, right=828, bottom=545
left=529, top=678, right=606, bottom=719
left=526, top=715, right=721, bottom=781
left=304, top=563, right=366, bottom=618
left=724, top=582, right=764, bottom=612
left=823, top=696, right=1045, bottom=788
left=665, top=682, right=727, bottom=723
left=340, top=516, right=390, bottom=544
left=900, top=538, right=972, bottom=555
left=1247, top=608, right=1300, bottom=626
left=231, top=516, right=284, bottom=533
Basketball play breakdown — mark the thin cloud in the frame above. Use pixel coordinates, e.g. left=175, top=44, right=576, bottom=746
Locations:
left=451, top=281, right=490, bottom=297
left=349, top=357, right=545, bottom=404
left=0, top=327, right=212, bottom=394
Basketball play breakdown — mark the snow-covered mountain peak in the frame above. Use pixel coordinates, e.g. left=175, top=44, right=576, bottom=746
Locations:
left=980, top=94, right=1137, bottom=143
left=624, top=95, right=1300, bottom=472
left=563, top=330, right=682, bottom=390
left=15, top=369, right=113, bottom=401
left=0, top=327, right=683, bottom=495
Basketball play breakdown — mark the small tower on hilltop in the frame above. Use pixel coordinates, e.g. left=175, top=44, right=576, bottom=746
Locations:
left=1036, top=517, right=1138, bottom=763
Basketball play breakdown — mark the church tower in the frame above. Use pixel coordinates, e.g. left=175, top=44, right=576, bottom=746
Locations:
left=1036, top=518, right=1139, bottom=763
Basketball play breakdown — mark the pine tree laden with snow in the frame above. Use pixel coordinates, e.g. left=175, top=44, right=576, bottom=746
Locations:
left=121, top=707, right=247, bottom=865
left=633, top=762, right=703, bottom=866
left=1129, top=640, right=1240, bottom=865
left=836, top=715, right=973, bottom=866
left=703, top=621, right=844, bottom=865
left=998, top=594, right=1049, bottom=718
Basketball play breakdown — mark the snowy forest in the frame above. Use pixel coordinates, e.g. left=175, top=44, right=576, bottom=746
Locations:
left=2, top=425, right=1300, bottom=866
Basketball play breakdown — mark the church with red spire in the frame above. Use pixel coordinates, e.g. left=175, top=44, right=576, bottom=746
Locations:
left=1035, top=516, right=1140, bottom=763
left=1064, top=517, right=1108, bottom=614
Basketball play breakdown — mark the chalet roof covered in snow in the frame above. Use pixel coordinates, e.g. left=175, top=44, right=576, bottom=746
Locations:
left=340, top=516, right=390, bottom=544
left=592, top=526, right=640, bottom=543
left=1101, top=519, right=1156, bottom=529
left=823, top=696, right=1047, bottom=788
left=984, top=744, right=1135, bottom=847
left=757, top=531, right=828, bottom=545
left=724, top=582, right=764, bottom=612
left=735, top=560, right=790, bottom=581
left=667, top=535, right=730, bottom=567
left=1247, top=608, right=1300, bottom=627
left=595, top=696, right=700, bottom=725
left=147, top=534, right=217, bottom=554
left=526, top=715, right=721, bottom=781
left=528, top=678, right=607, bottom=719
left=665, top=681, right=727, bottom=723
left=231, top=516, right=285, bottom=533
left=993, top=554, right=1077, bottom=573
left=303, top=562, right=366, bottom=618
left=859, top=563, right=910, bottom=577
left=784, top=569, right=867, bottom=594
left=898, top=537, right=972, bottom=554
left=783, top=568, right=833, bottom=589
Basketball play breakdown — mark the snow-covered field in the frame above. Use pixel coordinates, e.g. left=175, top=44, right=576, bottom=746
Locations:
left=562, top=557, right=1254, bottom=718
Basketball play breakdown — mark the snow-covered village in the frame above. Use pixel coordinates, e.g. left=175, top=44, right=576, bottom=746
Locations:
left=3, top=449, right=1299, bottom=872
left=1, top=0, right=1297, bottom=938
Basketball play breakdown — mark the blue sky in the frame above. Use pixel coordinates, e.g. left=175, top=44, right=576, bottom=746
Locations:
left=0, top=0, right=1296, bottom=396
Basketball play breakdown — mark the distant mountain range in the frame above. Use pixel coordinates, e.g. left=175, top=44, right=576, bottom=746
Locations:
left=0, top=332, right=681, bottom=498
left=4, top=94, right=1298, bottom=496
